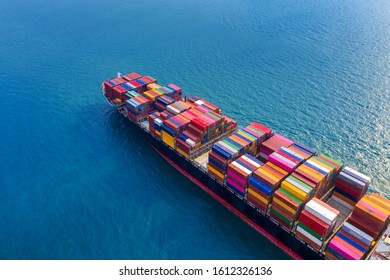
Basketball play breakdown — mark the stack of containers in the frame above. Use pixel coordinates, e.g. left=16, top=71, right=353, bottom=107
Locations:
left=271, top=188, right=303, bottom=230
left=112, top=84, right=132, bottom=100
left=160, top=110, right=175, bottom=121
left=207, top=123, right=269, bottom=183
left=241, top=122, right=270, bottom=155
left=258, top=134, right=294, bottom=162
left=296, top=197, right=340, bottom=251
left=208, top=138, right=241, bottom=183
left=125, top=90, right=140, bottom=100
left=124, top=79, right=143, bottom=93
left=248, top=162, right=289, bottom=213
left=167, top=101, right=192, bottom=115
left=188, top=97, right=221, bottom=114
left=208, top=150, right=230, bottom=183
left=125, top=96, right=152, bottom=121
left=292, top=155, right=341, bottom=199
left=122, top=72, right=142, bottom=82
left=289, top=143, right=317, bottom=160
left=192, top=111, right=225, bottom=144
left=180, top=110, right=198, bottom=123
left=164, top=115, right=191, bottom=136
left=103, top=77, right=127, bottom=100
left=155, top=95, right=175, bottom=112
left=136, top=76, right=157, bottom=90
left=268, top=147, right=305, bottom=173
left=331, top=167, right=371, bottom=208
left=148, top=111, right=160, bottom=135
left=326, top=193, right=390, bottom=260
left=146, top=83, right=162, bottom=91
left=166, top=84, right=182, bottom=101
left=271, top=175, right=315, bottom=230
left=142, top=89, right=164, bottom=102
left=161, top=123, right=177, bottom=149
left=154, top=118, right=163, bottom=138
left=175, top=134, right=193, bottom=159
left=226, top=154, right=263, bottom=197
left=221, top=116, right=237, bottom=134
left=348, top=194, right=390, bottom=240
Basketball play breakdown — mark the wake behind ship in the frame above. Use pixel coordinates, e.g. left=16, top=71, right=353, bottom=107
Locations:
left=102, top=72, right=390, bottom=260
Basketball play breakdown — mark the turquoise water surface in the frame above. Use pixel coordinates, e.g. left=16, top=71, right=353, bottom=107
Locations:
left=0, top=0, right=389, bottom=259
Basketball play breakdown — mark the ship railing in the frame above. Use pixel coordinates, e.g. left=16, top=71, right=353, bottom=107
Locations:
left=190, top=127, right=238, bottom=160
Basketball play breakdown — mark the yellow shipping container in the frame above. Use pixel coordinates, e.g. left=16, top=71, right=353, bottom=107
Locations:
left=361, top=197, right=390, bottom=216
left=281, top=180, right=308, bottom=201
left=162, top=130, right=176, bottom=149
left=258, top=168, right=280, bottom=184
left=155, top=130, right=161, bottom=137
left=152, top=89, right=164, bottom=96
left=367, top=194, right=390, bottom=211
left=266, top=162, right=289, bottom=176
left=146, top=83, right=161, bottom=90
left=208, top=165, right=224, bottom=181
left=248, top=188, right=269, bottom=205
left=298, top=165, right=325, bottom=182
left=143, top=91, right=156, bottom=101
left=272, top=197, right=296, bottom=215
left=177, top=147, right=190, bottom=159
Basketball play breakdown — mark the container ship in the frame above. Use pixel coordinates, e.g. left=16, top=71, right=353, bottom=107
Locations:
left=102, top=72, right=390, bottom=260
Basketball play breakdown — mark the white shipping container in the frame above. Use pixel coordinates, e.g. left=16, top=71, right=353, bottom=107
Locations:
left=305, top=200, right=337, bottom=225
left=296, top=226, right=322, bottom=246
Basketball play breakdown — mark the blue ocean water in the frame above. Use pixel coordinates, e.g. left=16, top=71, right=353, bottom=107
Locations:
left=0, top=0, right=389, bottom=259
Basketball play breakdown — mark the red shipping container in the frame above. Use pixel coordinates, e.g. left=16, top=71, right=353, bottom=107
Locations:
left=123, top=72, right=141, bottom=82
left=334, top=182, right=363, bottom=198
left=299, top=210, right=329, bottom=237
left=112, top=85, right=127, bottom=99
left=209, top=151, right=228, bottom=167
left=129, top=80, right=143, bottom=91
left=250, top=122, right=272, bottom=137
left=111, top=77, right=127, bottom=85
left=347, top=216, right=377, bottom=238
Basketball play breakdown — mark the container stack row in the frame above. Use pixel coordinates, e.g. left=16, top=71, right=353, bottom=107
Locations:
left=148, top=111, right=160, bottom=136
left=258, top=134, right=294, bottom=162
left=155, top=95, right=175, bottom=112
left=208, top=123, right=272, bottom=183
left=325, top=193, right=390, bottom=260
left=249, top=163, right=289, bottom=213
left=147, top=97, right=238, bottom=159
left=331, top=167, right=371, bottom=209
left=226, top=154, right=263, bottom=197
left=188, top=96, right=222, bottom=114
left=292, top=155, right=341, bottom=199
left=296, top=198, right=340, bottom=251
left=125, top=96, right=153, bottom=121
left=103, top=73, right=182, bottom=118
left=271, top=175, right=315, bottom=230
